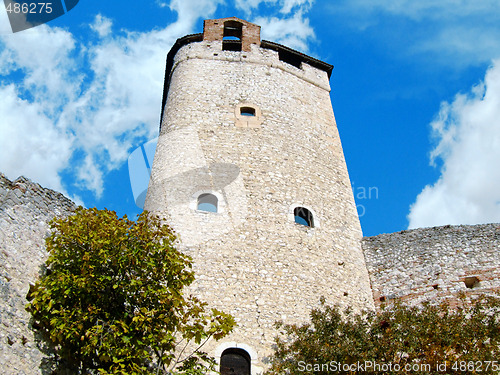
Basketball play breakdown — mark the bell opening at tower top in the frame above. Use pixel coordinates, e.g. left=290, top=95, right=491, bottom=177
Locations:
left=223, top=20, right=243, bottom=51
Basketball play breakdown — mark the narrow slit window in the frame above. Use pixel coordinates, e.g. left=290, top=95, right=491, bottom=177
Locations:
left=294, top=207, right=314, bottom=227
left=197, top=193, right=218, bottom=213
left=240, top=107, right=256, bottom=116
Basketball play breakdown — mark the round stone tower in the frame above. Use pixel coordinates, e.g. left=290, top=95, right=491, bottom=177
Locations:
left=144, top=17, right=374, bottom=374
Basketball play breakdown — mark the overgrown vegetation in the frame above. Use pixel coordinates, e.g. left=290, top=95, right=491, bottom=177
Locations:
left=27, top=207, right=235, bottom=374
left=266, top=296, right=500, bottom=374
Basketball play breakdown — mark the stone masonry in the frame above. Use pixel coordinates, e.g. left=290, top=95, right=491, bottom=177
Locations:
left=0, top=17, right=499, bottom=375
left=144, top=17, right=375, bottom=374
left=364, top=223, right=500, bottom=309
left=0, top=173, right=75, bottom=375
left=0, top=184, right=499, bottom=373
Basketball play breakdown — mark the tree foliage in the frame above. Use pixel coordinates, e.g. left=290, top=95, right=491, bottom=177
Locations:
left=27, top=207, right=235, bottom=374
left=266, top=296, right=500, bottom=374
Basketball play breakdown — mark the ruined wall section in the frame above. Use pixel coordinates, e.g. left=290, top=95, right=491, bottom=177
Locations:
left=363, top=223, right=500, bottom=309
left=0, top=173, right=76, bottom=374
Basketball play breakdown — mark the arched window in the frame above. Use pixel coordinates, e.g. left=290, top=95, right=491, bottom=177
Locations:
left=223, top=20, right=243, bottom=51
left=197, top=193, right=218, bottom=213
left=240, top=106, right=256, bottom=116
left=294, top=206, right=314, bottom=227
left=220, top=348, right=251, bottom=375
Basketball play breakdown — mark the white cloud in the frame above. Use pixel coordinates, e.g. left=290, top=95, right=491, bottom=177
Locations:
left=254, top=12, right=315, bottom=52
left=90, top=14, right=112, bottom=38
left=414, top=25, right=500, bottom=66
left=0, top=84, right=74, bottom=193
left=0, top=0, right=224, bottom=200
left=0, top=25, right=77, bottom=195
left=336, top=0, right=500, bottom=21
left=234, top=0, right=271, bottom=15
left=235, top=0, right=313, bottom=15
left=280, top=0, right=313, bottom=14
left=168, top=0, right=225, bottom=31
left=408, top=60, right=500, bottom=228
left=0, top=24, right=79, bottom=107
left=328, top=0, right=500, bottom=66
left=156, top=0, right=169, bottom=8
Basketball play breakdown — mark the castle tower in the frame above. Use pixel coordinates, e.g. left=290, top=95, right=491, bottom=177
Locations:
left=144, top=17, right=374, bottom=374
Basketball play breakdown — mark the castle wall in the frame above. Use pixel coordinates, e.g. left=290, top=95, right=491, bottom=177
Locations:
left=144, top=28, right=374, bottom=372
left=363, top=223, right=500, bottom=309
left=1, top=168, right=499, bottom=374
left=0, top=173, right=75, bottom=375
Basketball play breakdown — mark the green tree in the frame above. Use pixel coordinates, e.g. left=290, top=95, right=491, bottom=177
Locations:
left=27, top=207, right=235, bottom=374
left=265, top=296, right=500, bottom=374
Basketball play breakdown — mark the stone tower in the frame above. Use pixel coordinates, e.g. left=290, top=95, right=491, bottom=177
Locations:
left=144, top=17, right=374, bottom=374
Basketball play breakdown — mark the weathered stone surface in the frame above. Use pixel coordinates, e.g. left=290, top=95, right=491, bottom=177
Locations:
left=1, top=16, right=499, bottom=375
left=363, top=223, right=500, bottom=309
left=0, top=173, right=76, bottom=375
left=144, top=17, right=373, bottom=373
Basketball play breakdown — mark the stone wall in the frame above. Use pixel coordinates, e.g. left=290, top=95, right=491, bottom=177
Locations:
left=144, top=18, right=374, bottom=373
left=0, top=173, right=76, bottom=375
left=363, top=223, right=500, bottom=309
left=1, top=169, right=499, bottom=374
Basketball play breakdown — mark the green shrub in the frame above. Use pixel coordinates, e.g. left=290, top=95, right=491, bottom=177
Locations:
left=266, top=297, right=500, bottom=374
left=27, top=207, right=234, bottom=374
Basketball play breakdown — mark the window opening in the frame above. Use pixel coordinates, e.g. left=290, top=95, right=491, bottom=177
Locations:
left=220, top=348, right=251, bottom=375
left=223, top=20, right=242, bottom=51
left=278, top=49, right=302, bottom=69
left=464, top=276, right=479, bottom=289
left=197, top=193, right=218, bottom=213
left=294, top=207, right=314, bottom=227
left=223, top=21, right=243, bottom=39
left=240, top=107, right=256, bottom=116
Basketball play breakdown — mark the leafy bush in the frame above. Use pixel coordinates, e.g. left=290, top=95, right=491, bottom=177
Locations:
left=27, top=207, right=234, bottom=374
left=266, top=296, right=500, bottom=374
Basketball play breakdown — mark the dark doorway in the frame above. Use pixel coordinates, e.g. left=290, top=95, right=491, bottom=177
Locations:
left=220, top=348, right=251, bottom=375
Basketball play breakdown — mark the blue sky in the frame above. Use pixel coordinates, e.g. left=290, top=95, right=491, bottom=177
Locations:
left=1, top=0, right=499, bottom=237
